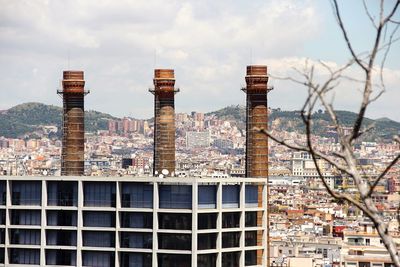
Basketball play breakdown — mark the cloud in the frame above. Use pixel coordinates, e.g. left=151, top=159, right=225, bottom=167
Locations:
left=0, top=0, right=399, bottom=121
left=266, top=56, right=400, bottom=120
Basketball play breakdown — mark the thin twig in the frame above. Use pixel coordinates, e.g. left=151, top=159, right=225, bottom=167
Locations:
left=368, top=154, right=400, bottom=197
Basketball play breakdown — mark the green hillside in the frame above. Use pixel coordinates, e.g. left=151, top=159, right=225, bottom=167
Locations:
left=1, top=102, right=398, bottom=140
left=207, top=105, right=400, bottom=140
left=0, top=102, right=116, bottom=138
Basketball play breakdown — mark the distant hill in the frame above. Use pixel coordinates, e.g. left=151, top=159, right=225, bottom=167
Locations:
left=207, top=105, right=400, bottom=141
left=0, top=102, right=116, bottom=138
left=1, top=102, right=399, bottom=140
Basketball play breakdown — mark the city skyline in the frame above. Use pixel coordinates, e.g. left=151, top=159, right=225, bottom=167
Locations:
left=0, top=1, right=399, bottom=266
left=1, top=0, right=399, bottom=120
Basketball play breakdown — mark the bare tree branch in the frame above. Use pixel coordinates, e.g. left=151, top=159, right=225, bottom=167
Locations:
left=266, top=1, right=400, bottom=265
left=368, top=154, right=400, bottom=197
left=350, top=0, right=400, bottom=142
left=363, top=0, right=378, bottom=29
left=257, top=128, right=352, bottom=176
left=331, top=0, right=368, bottom=71
left=379, top=23, right=400, bottom=92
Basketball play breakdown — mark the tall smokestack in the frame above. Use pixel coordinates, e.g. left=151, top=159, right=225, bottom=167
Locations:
left=242, top=65, right=271, bottom=265
left=149, top=69, right=178, bottom=176
left=58, top=71, right=89, bottom=176
left=243, top=65, right=270, bottom=178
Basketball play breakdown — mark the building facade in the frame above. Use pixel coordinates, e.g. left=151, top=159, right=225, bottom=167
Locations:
left=0, top=176, right=267, bottom=267
left=186, top=131, right=211, bottom=149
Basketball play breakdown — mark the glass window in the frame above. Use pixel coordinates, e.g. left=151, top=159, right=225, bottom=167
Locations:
left=10, top=229, right=40, bottom=245
left=158, top=254, right=191, bottom=267
left=159, top=213, right=191, bottom=230
left=9, top=248, right=40, bottom=265
left=245, top=212, right=258, bottom=227
left=198, top=254, right=217, bottom=267
left=222, top=212, right=240, bottom=228
left=46, top=250, right=76, bottom=266
left=198, top=213, right=217, bottom=230
left=83, top=211, right=115, bottom=228
left=83, top=231, right=115, bottom=247
left=12, top=181, right=41, bottom=206
left=0, top=181, right=6, bottom=205
left=159, top=185, right=192, bottom=209
left=11, top=210, right=41, bottom=225
left=46, top=230, right=77, bottom=246
left=198, top=185, right=216, bottom=208
left=0, top=229, right=4, bottom=244
left=245, top=250, right=257, bottom=266
left=222, top=252, right=240, bottom=267
left=198, top=233, right=217, bottom=250
left=0, top=210, right=5, bottom=225
left=121, top=183, right=153, bottom=208
left=47, top=181, right=77, bottom=206
left=84, top=182, right=116, bottom=207
left=222, top=232, right=240, bottom=248
left=119, top=252, right=152, bottom=267
left=47, top=210, right=77, bottom=226
left=158, top=233, right=191, bottom=250
left=120, top=212, right=152, bottom=228
left=82, top=251, right=114, bottom=267
left=120, top=232, right=152, bottom=249
left=245, top=185, right=259, bottom=207
left=245, top=231, right=257, bottom=247
left=222, top=185, right=239, bottom=208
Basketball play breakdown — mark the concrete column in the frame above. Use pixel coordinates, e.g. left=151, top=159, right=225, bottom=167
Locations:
left=240, top=182, right=246, bottom=267
left=115, top=181, right=120, bottom=267
left=216, top=182, right=222, bottom=267
left=4, top=180, right=10, bottom=265
left=263, top=182, right=268, bottom=267
left=192, top=181, right=198, bottom=267
left=76, top=180, right=84, bottom=267
left=152, top=181, right=159, bottom=267
left=40, top=180, right=47, bottom=266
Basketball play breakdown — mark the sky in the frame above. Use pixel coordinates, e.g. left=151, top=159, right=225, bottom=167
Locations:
left=0, top=0, right=399, bottom=120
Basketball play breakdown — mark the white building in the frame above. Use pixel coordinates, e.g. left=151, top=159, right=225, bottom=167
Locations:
left=186, top=131, right=211, bottom=149
left=291, top=152, right=336, bottom=188
left=0, top=176, right=268, bottom=267
left=341, top=221, right=400, bottom=267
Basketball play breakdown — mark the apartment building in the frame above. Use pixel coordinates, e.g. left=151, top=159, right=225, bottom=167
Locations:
left=341, top=221, right=400, bottom=267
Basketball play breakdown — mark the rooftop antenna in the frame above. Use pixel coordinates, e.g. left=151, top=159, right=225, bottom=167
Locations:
left=67, top=50, right=70, bottom=69
left=154, top=48, right=157, bottom=69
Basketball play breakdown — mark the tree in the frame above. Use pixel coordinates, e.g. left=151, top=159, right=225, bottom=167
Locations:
left=260, top=0, right=400, bottom=265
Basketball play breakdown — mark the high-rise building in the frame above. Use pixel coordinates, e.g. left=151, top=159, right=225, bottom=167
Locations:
left=108, top=120, right=117, bottom=133
left=0, top=176, right=267, bottom=266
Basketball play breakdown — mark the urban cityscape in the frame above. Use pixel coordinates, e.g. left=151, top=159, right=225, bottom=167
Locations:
left=0, top=1, right=399, bottom=267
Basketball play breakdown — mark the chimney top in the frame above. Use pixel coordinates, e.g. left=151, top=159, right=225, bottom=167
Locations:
left=154, top=69, right=174, bottom=79
left=63, top=71, right=84, bottom=80
left=246, top=65, right=267, bottom=76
